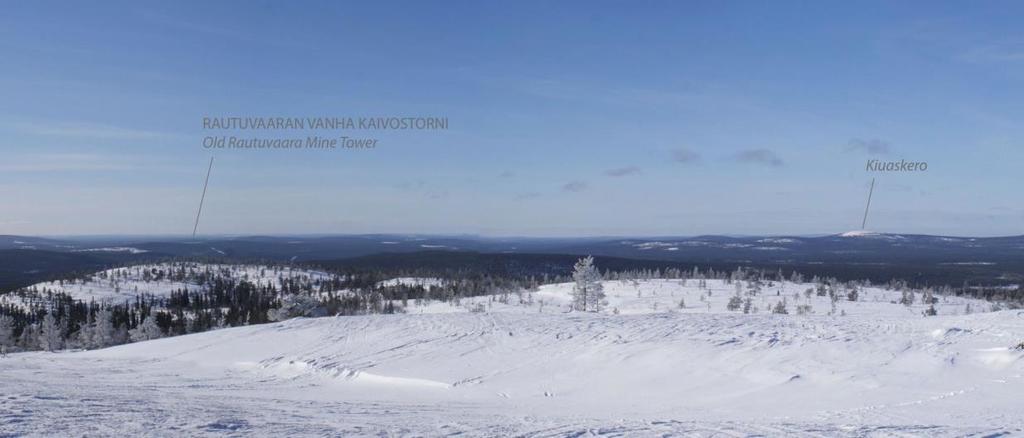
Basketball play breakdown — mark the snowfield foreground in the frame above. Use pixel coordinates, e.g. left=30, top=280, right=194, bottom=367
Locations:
left=2, top=280, right=1023, bottom=437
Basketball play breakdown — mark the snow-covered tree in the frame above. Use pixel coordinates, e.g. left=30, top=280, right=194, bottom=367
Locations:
left=92, top=308, right=116, bottom=348
left=268, top=293, right=325, bottom=321
left=921, top=289, right=936, bottom=306
left=899, top=289, right=915, bottom=306
left=71, top=310, right=97, bottom=349
left=847, top=287, right=859, bottom=302
left=772, top=299, right=789, bottom=315
left=129, top=315, right=164, bottom=342
left=0, top=315, right=14, bottom=350
left=571, top=256, right=604, bottom=312
left=19, top=324, right=38, bottom=350
left=726, top=294, right=743, bottom=312
left=39, top=313, right=62, bottom=351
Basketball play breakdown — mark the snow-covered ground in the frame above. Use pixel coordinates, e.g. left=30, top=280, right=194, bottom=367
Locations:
left=409, top=278, right=993, bottom=318
left=2, top=279, right=1022, bottom=436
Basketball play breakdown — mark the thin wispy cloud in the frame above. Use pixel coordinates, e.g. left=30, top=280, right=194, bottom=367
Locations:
left=897, top=21, right=1024, bottom=65
left=671, top=148, right=701, bottom=163
left=515, top=192, right=541, bottom=200
left=562, top=181, right=588, bottom=192
left=498, top=170, right=515, bottom=178
left=734, top=149, right=784, bottom=167
left=482, top=75, right=767, bottom=118
left=9, top=121, right=169, bottom=140
left=960, top=42, right=1024, bottom=63
left=395, top=180, right=427, bottom=191
left=137, top=9, right=305, bottom=50
left=845, top=138, right=891, bottom=155
left=0, top=153, right=138, bottom=172
left=605, top=166, right=641, bottom=177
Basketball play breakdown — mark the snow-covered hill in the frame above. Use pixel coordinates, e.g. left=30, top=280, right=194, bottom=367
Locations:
left=2, top=279, right=1021, bottom=436
left=839, top=230, right=881, bottom=237
left=3, top=263, right=333, bottom=306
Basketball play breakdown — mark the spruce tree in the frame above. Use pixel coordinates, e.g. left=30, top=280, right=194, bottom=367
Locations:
left=572, top=256, right=604, bottom=312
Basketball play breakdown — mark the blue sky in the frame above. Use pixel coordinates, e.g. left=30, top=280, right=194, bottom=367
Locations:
left=1, top=1, right=1022, bottom=237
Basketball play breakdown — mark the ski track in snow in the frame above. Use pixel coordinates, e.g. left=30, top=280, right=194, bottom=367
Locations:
left=2, top=277, right=1023, bottom=437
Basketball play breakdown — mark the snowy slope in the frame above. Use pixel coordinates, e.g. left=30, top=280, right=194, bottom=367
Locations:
left=2, top=279, right=1021, bottom=436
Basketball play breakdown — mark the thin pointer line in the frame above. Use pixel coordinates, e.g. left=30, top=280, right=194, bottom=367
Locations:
left=861, top=177, right=875, bottom=230
left=192, top=156, right=214, bottom=240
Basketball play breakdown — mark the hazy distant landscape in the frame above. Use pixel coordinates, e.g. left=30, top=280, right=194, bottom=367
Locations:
left=3, top=232, right=1022, bottom=293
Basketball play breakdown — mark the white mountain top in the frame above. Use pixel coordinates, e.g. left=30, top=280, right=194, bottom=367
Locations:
left=839, top=230, right=880, bottom=237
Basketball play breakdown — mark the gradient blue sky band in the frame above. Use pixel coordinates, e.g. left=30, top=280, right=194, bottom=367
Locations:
left=1, top=1, right=1021, bottom=236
